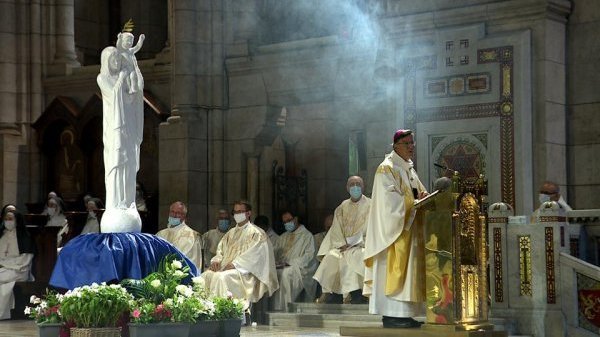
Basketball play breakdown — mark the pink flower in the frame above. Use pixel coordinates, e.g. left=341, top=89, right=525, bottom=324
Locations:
left=132, top=309, right=141, bottom=318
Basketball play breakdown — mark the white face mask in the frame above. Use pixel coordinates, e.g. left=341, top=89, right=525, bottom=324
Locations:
left=3, top=220, right=15, bottom=231
left=47, top=207, right=56, bottom=216
left=539, top=193, right=551, bottom=204
left=233, top=212, right=247, bottom=224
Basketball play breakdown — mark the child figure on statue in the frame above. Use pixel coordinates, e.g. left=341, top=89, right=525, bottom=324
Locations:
left=116, top=31, right=145, bottom=94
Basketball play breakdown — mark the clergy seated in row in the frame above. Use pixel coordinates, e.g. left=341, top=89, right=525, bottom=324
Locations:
left=45, top=196, right=68, bottom=247
left=313, top=214, right=333, bottom=253
left=270, top=210, right=318, bottom=311
left=201, top=200, right=278, bottom=304
left=156, top=201, right=203, bottom=271
left=0, top=205, right=34, bottom=320
left=314, top=176, right=371, bottom=304
left=254, top=215, right=279, bottom=246
left=202, top=209, right=231, bottom=269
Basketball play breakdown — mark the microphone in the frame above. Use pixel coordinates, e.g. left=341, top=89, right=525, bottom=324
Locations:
left=433, top=177, right=452, bottom=191
left=434, top=163, right=454, bottom=172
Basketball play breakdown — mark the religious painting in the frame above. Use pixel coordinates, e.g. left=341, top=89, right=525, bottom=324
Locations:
left=55, top=128, right=85, bottom=202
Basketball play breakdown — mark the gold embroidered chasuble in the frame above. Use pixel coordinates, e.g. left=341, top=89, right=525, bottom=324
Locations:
left=156, top=222, right=203, bottom=270
left=209, top=222, right=278, bottom=302
left=313, top=195, right=371, bottom=294
left=363, top=151, right=426, bottom=302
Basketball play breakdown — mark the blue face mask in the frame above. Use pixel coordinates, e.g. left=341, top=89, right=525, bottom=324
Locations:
left=168, top=216, right=182, bottom=227
left=349, top=185, right=362, bottom=200
left=218, top=219, right=230, bottom=231
left=284, top=221, right=296, bottom=232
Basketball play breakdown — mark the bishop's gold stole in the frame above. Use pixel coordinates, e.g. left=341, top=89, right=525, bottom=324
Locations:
left=385, top=178, right=417, bottom=296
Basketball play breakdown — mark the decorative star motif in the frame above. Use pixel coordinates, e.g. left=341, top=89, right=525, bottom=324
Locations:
left=442, top=144, right=481, bottom=179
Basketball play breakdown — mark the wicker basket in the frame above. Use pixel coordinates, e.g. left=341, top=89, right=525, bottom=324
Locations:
left=70, top=327, right=122, bottom=337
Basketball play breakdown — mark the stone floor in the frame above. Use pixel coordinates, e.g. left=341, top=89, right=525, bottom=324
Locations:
left=0, top=320, right=342, bottom=337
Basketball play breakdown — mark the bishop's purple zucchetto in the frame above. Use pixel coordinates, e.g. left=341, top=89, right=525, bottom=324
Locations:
left=393, top=129, right=413, bottom=144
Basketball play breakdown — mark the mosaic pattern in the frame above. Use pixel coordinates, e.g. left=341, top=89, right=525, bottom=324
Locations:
left=493, top=227, right=503, bottom=302
left=577, top=272, right=600, bottom=333
left=519, top=235, right=532, bottom=296
left=438, top=141, right=484, bottom=181
left=404, top=46, right=514, bottom=206
left=539, top=216, right=567, bottom=223
left=545, top=227, right=556, bottom=304
left=424, top=73, right=491, bottom=98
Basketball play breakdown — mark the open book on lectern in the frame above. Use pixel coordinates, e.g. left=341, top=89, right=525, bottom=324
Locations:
left=413, top=189, right=441, bottom=209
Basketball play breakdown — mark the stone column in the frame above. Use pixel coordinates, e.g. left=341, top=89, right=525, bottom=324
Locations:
left=48, top=0, right=79, bottom=75
left=160, top=0, right=217, bottom=231
left=532, top=3, right=571, bottom=205
left=247, top=156, right=259, bottom=214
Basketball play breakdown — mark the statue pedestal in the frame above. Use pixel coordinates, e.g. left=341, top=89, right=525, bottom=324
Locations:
left=100, top=207, right=142, bottom=233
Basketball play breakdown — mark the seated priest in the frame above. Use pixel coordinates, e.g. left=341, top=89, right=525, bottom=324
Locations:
left=313, top=214, right=333, bottom=252
left=201, top=200, right=278, bottom=304
left=314, top=176, right=371, bottom=304
left=254, top=215, right=279, bottom=246
left=156, top=201, right=203, bottom=270
left=202, top=209, right=231, bottom=269
left=270, top=210, right=318, bottom=311
left=0, top=205, right=35, bottom=319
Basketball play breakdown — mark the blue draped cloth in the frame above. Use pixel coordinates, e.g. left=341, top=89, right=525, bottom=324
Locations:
left=49, top=232, right=199, bottom=290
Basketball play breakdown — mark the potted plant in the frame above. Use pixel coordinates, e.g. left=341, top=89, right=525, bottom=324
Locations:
left=124, top=256, right=196, bottom=337
left=187, top=277, right=218, bottom=337
left=25, top=291, right=63, bottom=337
left=212, top=291, right=245, bottom=337
left=59, top=282, right=132, bottom=337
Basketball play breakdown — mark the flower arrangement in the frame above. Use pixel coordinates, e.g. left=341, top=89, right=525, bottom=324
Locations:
left=211, top=291, right=245, bottom=320
left=60, top=283, right=132, bottom=328
left=25, top=290, right=63, bottom=324
left=125, top=254, right=209, bottom=323
left=125, top=255, right=246, bottom=326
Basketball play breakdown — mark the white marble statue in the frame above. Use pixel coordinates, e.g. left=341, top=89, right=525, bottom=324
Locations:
left=96, top=31, right=145, bottom=232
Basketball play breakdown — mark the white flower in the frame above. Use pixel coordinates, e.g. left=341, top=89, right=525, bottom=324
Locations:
left=150, top=279, right=161, bottom=288
left=192, top=276, right=204, bottom=286
left=91, top=282, right=99, bottom=288
left=171, top=260, right=183, bottom=269
left=30, top=295, right=39, bottom=304
left=176, top=285, right=193, bottom=297
left=24, top=306, right=31, bottom=315
left=173, top=270, right=185, bottom=277
left=164, top=298, right=174, bottom=306
left=40, top=301, right=48, bottom=309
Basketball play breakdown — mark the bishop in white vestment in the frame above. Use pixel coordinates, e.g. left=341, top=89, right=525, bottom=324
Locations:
left=363, top=129, right=428, bottom=328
